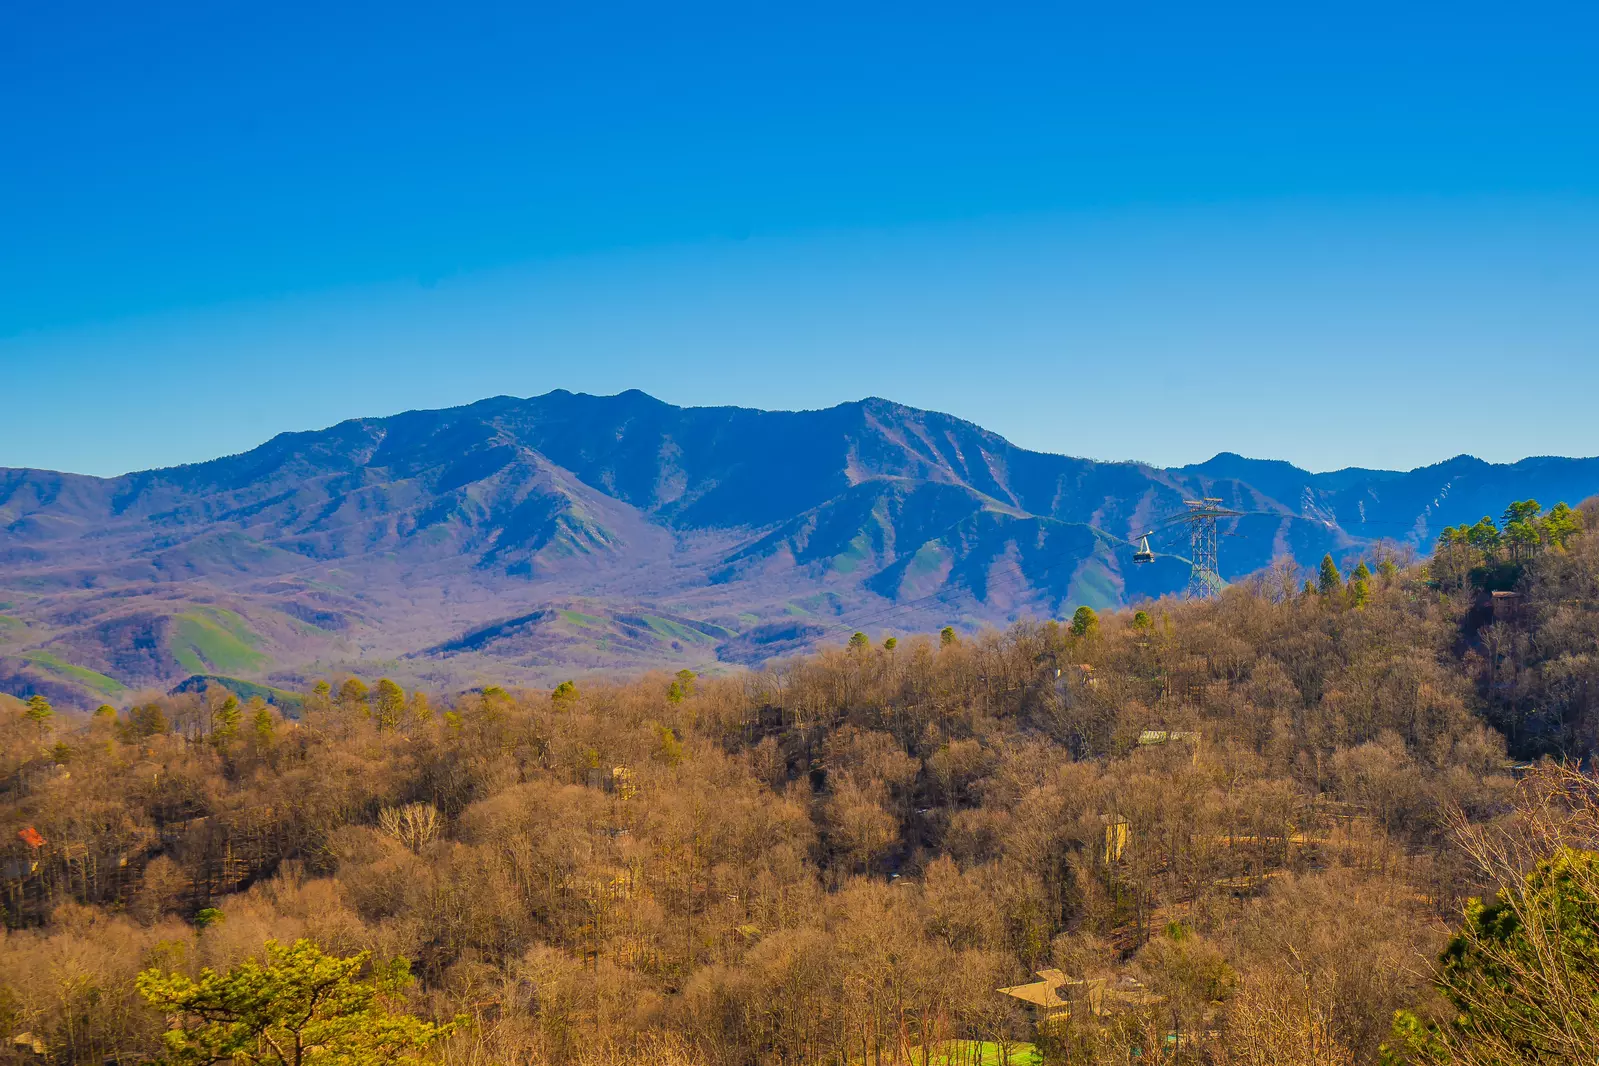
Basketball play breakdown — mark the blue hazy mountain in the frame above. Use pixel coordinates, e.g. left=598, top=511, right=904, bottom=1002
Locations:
left=3, top=390, right=1597, bottom=706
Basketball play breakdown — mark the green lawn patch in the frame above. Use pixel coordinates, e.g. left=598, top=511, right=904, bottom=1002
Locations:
left=22, top=651, right=127, bottom=697
left=849, top=1042, right=1039, bottom=1066
left=925, top=1041, right=1041, bottom=1066
left=557, top=609, right=606, bottom=629
left=0, top=614, right=26, bottom=640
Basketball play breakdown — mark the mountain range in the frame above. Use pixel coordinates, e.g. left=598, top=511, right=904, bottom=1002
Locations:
left=3, top=389, right=1597, bottom=708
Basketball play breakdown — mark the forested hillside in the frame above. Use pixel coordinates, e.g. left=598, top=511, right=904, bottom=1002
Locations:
left=7, top=390, right=1599, bottom=708
left=3, top=498, right=1599, bottom=1065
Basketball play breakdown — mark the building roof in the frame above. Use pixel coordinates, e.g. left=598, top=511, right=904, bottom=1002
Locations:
left=998, top=969, right=1107, bottom=1012
left=998, top=972, right=1069, bottom=1009
left=1138, top=729, right=1200, bottom=746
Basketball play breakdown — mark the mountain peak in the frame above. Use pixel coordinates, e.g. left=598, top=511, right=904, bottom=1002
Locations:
left=612, top=388, right=668, bottom=405
left=1184, top=452, right=1310, bottom=475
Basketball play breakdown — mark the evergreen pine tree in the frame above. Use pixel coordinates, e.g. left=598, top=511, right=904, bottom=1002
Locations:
left=212, top=696, right=242, bottom=741
left=137, top=938, right=456, bottom=1066
left=251, top=706, right=275, bottom=746
left=1318, top=554, right=1342, bottom=595
left=1070, top=606, right=1100, bottom=637
left=24, top=694, right=54, bottom=739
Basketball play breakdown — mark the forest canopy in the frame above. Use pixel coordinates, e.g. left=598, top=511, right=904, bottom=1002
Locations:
left=2, top=497, right=1598, bottom=1066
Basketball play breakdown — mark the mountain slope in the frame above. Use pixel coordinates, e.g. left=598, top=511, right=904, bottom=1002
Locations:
left=3, top=390, right=1597, bottom=706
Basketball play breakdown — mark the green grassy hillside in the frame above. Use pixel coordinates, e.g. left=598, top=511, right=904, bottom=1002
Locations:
left=168, top=673, right=305, bottom=713
left=169, top=607, right=270, bottom=675
left=21, top=651, right=127, bottom=697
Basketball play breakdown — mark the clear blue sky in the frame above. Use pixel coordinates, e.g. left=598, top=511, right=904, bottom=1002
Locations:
left=3, top=1, right=1596, bottom=477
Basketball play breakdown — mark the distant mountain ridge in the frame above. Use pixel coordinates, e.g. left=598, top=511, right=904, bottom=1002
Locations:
left=4, top=390, right=1597, bottom=707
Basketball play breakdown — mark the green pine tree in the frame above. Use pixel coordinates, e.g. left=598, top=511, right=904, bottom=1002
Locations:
left=24, top=694, right=54, bottom=739
left=251, top=705, right=275, bottom=746
left=1540, top=501, right=1583, bottom=549
left=1467, top=516, right=1502, bottom=558
left=1317, top=554, right=1342, bottom=595
left=1069, top=606, right=1099, bottom=638
left=137, top=938, right=457, bottom=1066
left=213, top=696, right=242, bottom=741
left=1387, top=847, right=1599, bottom=1065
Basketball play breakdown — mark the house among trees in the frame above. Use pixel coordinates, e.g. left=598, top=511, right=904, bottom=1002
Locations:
left=997, top=969, right=1096, bottom=1021
left=1137, top=729, right=1201, bottom=762
left=1490, top=590, right=1523, bottom=623
left=998, top=969, right=1162, bottom=1023
left=10, top=1032, right=46, bottom=1058
left=1137, top=729, right=1199, bottom=747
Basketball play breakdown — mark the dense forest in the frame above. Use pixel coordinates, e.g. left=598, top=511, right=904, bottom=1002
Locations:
left=3, top=499, right=1599, bottom=1066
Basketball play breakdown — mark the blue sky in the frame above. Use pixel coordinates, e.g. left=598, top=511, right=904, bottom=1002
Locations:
left=3, top=1, right=1596, bottom=476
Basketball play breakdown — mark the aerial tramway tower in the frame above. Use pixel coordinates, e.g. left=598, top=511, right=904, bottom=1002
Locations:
left=1132, top=498, right=1243, bottom=600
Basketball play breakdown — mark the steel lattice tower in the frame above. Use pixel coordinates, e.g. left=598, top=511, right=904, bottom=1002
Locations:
left=1184, top=499, right=1226, bottom=599
left=1133, top=498, right=1243, bottom=600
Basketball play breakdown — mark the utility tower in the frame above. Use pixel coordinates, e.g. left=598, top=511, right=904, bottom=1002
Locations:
left=1181, top=498, right=1235, bottom=599
left=1132, top=498, right=1244, bottom=600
